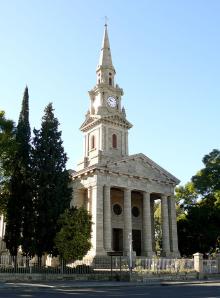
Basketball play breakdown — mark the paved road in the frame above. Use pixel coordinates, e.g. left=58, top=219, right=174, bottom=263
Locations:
left=0, top=282, right=220, bottom=297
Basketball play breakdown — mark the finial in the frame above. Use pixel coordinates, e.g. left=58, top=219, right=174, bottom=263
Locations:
left=104, top=16, right=109, bottom=27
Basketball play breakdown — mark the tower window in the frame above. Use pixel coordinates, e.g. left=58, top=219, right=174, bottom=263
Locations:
left=112, top=134, right=117, bottom=148
left=91, top=135, right=96, bottom=149
left=109, top=77, right=112, bottom=85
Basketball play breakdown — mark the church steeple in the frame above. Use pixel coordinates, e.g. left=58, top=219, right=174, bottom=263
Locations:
left=77, top=25, right=132, bottom=171
left=96, top=24, right=115, bottom=86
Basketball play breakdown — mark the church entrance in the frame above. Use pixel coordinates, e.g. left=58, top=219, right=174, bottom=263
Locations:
left=112, top=228, right=123, bottom=252
left=132, top=230, right=141, bottom=256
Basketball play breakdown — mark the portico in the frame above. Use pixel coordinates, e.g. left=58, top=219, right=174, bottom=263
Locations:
left=72, top=155, right=180, bottom=258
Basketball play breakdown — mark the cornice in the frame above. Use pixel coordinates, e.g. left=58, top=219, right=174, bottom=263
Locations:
left=71, top=164, right=176, bottom=187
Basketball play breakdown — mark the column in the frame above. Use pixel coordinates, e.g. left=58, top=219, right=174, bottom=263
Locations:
left=169, top=195, right=180, bottom=257
left=161, top=195, right=171, bottom=257
left=91, top=185, right=105, bottom=255
left=103, top=185, right=112, bottom=251
left=123, top=188, right=132, bottom=255
left=143, top=192, right=154, bottom=256
left=87, top=187, right=92, bottom=213
left=150, top=198, right=156, bottom=252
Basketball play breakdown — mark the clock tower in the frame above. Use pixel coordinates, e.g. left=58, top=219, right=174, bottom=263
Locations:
left=77, top=24, right=132, bottom=171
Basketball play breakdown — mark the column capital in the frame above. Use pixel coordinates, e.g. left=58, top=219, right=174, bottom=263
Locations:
left=123, top=187, right=132, bottom=193
left=161, top=194, right=171, bottom=200
left=143, top=191, right=150, bottom=199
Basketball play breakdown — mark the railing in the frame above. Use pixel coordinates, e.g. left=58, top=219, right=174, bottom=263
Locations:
left=0, top=254, right=195, bottom=275
left=203, top=260, right=218, bottom=274
left=134, top=257, right=194, bottom=273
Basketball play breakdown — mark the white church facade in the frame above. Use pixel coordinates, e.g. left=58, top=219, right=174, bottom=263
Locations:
left=71, top=25, right=180, bottom=258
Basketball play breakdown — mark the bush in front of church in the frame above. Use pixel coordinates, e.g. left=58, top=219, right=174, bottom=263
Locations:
left=55, top=207, right=92, bottom=262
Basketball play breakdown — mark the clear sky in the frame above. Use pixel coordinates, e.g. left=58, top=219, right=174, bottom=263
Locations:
left=0, top=0, right=219, bottom=185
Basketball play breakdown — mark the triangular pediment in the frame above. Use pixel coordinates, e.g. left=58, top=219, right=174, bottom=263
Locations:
left=80, top=114, right=132, bottom=131
left=106, top=153, right=180, bottom=185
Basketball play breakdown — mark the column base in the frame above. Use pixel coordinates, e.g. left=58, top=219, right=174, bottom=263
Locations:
left=142, top=251, right=156, bottom=258
left=161, top=251, right=172, bottom=258
left=170, top=251, right=181, bottom=258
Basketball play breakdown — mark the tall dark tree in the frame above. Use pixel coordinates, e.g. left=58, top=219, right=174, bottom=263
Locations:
left=4, top=87, right=34, bottom=256
left=32, top=103, right=72, bottom=257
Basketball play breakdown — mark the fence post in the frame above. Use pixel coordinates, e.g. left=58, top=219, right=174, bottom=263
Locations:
left=193, top=253, right=203, bottom=277
left=216, top=253, right=220, bottom=273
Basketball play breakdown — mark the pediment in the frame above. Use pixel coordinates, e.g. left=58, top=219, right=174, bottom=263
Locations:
left=80, top=114, right=132, bottom=131
left=106, top=153, right=180, bottom=185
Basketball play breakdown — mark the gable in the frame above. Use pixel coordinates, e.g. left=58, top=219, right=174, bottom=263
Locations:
left=106, top=154, right=180, bottom=184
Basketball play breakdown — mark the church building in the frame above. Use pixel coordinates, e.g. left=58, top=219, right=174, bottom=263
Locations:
left=71, top=25, right=180, bottom=258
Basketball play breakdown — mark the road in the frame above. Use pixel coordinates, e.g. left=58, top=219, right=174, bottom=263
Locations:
left=0, top=282, right=220, bottom=297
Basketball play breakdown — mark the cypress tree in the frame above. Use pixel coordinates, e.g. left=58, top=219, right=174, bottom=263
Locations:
left=32, top=103, right=72, bottom=257
left=4, top=87, right=34, bottom=256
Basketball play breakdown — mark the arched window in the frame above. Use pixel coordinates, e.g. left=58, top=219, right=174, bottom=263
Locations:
left=112, top=134, right=117, bottom=148
left=91, top=135, right=95, bottom=149
left=109, top=77, right=112, bottom=85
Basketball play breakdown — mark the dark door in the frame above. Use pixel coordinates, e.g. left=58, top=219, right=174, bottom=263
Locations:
left=112, top=228, right=123, bottom=251
left=132, top=230, right=141, bottom=256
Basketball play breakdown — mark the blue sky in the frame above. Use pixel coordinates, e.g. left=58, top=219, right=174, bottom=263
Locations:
left=0, top=0, right=219, bottom=185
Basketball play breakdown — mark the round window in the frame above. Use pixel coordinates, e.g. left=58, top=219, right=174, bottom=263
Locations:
left=132, top=206, right=140, bottom=217
left=113, top=204, right=122, bottom=215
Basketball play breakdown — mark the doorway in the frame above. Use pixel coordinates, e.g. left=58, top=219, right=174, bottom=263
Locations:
left=132, top=230, right=141, bottom=256
left=112, top=228, right=123, bottom=252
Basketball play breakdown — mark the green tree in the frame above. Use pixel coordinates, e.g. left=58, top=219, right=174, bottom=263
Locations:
left=4, top=87, right=34, bottom=256
left=32, top=103, right=72, bottom=257
left=55, top=207, right=92, bottom=262
left=177, top=149, right=220, bottom=256
left=0, top=111, right=16, bottom=214
left=192, top=149, right=220, bottom=196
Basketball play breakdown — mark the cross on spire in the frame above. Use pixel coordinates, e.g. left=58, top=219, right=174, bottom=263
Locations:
left=104, top=16, right=109, bottom=27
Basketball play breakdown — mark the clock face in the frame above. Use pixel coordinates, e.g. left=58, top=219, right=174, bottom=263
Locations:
left=107, top=96, right=116, bottom=108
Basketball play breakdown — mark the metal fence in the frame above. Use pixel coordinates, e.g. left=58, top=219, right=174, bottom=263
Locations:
left=203, top=259, right=218, bottom=274
left=0, top=254, right=195, bottom=275
left=133, top=257, right=194, bottom=273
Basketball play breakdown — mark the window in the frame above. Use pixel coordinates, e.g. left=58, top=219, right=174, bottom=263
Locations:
left=91, top=135, right=95, bottom=149
left=109, top=77, right=112, bottom=85
left=112, top=134, right=117, bottom=148
left=113, top=204, right=122, bottom=215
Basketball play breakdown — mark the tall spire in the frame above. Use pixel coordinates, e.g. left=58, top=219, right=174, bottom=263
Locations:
left=97, top=24, right=115, bottom=71
left=96, top=24, right=115, bottom=86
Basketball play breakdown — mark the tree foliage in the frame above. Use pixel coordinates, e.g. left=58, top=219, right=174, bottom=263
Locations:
left=177, top=149, right=220, bottom=256
left=55, top=207, right=92, bottom=262
left=4, top=87, right=34, bottom=256
left=32, top=103, right=72, bottom=257
left=0, top=111, right=16, bottom=214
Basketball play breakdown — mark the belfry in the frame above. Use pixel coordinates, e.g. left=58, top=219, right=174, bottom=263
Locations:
left=71, top=25, right=180, bottom=257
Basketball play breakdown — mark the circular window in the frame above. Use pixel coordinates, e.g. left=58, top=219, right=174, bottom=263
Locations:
left=132, top=206, right=140, bottom=217
left=113, top=204, right=122, bottom=215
